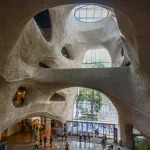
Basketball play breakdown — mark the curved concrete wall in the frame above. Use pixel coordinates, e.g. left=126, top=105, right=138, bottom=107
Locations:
left=0, top=0, right=150, bottom=148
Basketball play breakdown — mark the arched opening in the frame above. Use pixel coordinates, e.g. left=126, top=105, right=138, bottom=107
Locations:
left=67, top=87, right=119, bottom=145
left=39, top=62, right=50, bottom=68
left=34, top=9, right=52, bottom=42
left=1, top=116, right=64, bottom=149
left=82, top=48, right=111, bottom=68
left=39, top=59, right=59, bottom=69
left=12, top=87, right=26, bottom=108
left=0, top=2, right=139, bottom=150
left=61, top=47, right=71, bottom=60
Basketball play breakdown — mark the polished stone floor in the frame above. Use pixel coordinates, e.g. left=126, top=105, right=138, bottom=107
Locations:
left=7, top=133, right=129, bottom=150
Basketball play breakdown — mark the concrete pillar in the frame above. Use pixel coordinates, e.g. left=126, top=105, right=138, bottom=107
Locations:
left=7, top=123, right=20, bottom=137
left=119, top=121, right=134, bottom=149
left=45, top=118, right=51, bottom=137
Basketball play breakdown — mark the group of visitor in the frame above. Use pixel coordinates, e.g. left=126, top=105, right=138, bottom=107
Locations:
left=107, top=145, right=121, bottom=150
left=18, top=121, right=55, bottom=150
left=18, top=122, right=32, bottom=133
left=33, top=135, right=54, bottom=150
left=79, top=132, right=90, bottom=143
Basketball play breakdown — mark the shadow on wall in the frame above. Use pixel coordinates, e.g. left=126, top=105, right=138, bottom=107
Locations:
left=50, top=93, right=65, bottom=101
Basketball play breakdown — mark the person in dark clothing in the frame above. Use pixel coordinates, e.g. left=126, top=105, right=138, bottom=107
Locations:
left=79, top=133, right=82, bottom=143
left=40, top=136, right=42, bottom=145
left=65, top=142, right=69, bottom=150
left=29, top=124, right=32, bottom=133
left=84, top=134, right=86, bottom=142
left=61, top=131, right=64, bottom=140
left=87, top=133, right=90, bottom=143
left=44, top=135, right=47, bottom=147
left=110, top=145, right=114, bottom=149
left=50, top=136, right=53, bottom=147
left=31, top=130, right=35, bottom=142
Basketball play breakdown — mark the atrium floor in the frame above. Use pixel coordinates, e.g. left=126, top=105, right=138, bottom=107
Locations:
left=7, top=132, right=129, bottom=150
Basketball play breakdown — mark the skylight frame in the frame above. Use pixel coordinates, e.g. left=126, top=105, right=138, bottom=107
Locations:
left=74, top=5, right=109, bottom=23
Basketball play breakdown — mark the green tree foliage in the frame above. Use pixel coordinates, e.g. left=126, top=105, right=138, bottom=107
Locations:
left=82, top=62, right=105, bottom=68
left=77, top=88, right=102, bottom=114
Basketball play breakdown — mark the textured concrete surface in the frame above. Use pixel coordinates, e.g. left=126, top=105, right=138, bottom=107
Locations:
left=0, top=0, right=150, bottom=149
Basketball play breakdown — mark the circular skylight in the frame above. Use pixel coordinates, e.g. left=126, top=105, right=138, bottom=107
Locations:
left=74, top=5, right=109, bottom=23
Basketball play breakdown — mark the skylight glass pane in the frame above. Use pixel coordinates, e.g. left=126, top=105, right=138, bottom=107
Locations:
left=74, top=5, right=109, bottom=23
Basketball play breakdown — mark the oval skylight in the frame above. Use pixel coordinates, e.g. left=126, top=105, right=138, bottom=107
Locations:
left=74, top=5, right=109, bottom=23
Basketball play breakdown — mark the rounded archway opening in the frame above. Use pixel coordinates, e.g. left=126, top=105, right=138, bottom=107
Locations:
left=67, top=86, right=119, bottom=140
left=2, top=115, right=64, bottom=149
left=82, top=48, right=111, bottom=68
left=12, top=87, right=26, bottom=108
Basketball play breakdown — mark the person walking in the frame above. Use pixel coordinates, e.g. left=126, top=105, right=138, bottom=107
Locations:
left=50, top=136, right=53, bottom=147
left=44, top=135, right=47, bottom=147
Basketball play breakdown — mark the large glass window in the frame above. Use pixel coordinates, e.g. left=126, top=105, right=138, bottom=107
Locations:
left=67, top=121, right=119, bottom=139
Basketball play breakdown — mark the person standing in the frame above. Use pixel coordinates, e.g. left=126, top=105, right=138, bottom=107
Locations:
left=110, top=145, right=114, bottom=150
left=65, top=142, right=69, bottom=150
left=62, top=131, right=64, bottom=140
left=44, top=135, right=47, bottom=147
left=64, top=133, right=67, bottom=141
left=36, top=126, right=38, bottom=134
left=50, top=136, right=53, bottom=147
left=33, top=139, right=38, bottom=150
left=31, top=130, right=35, bottom=142
left=39, top=136, right=42, bottom=145
left=84, top=134, right=86, bottom=142
left=87, top=133, right=90, bottom=143
left=79, top=133, right=82, bottom=143
left=95, top=129, right=97, bottom=138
